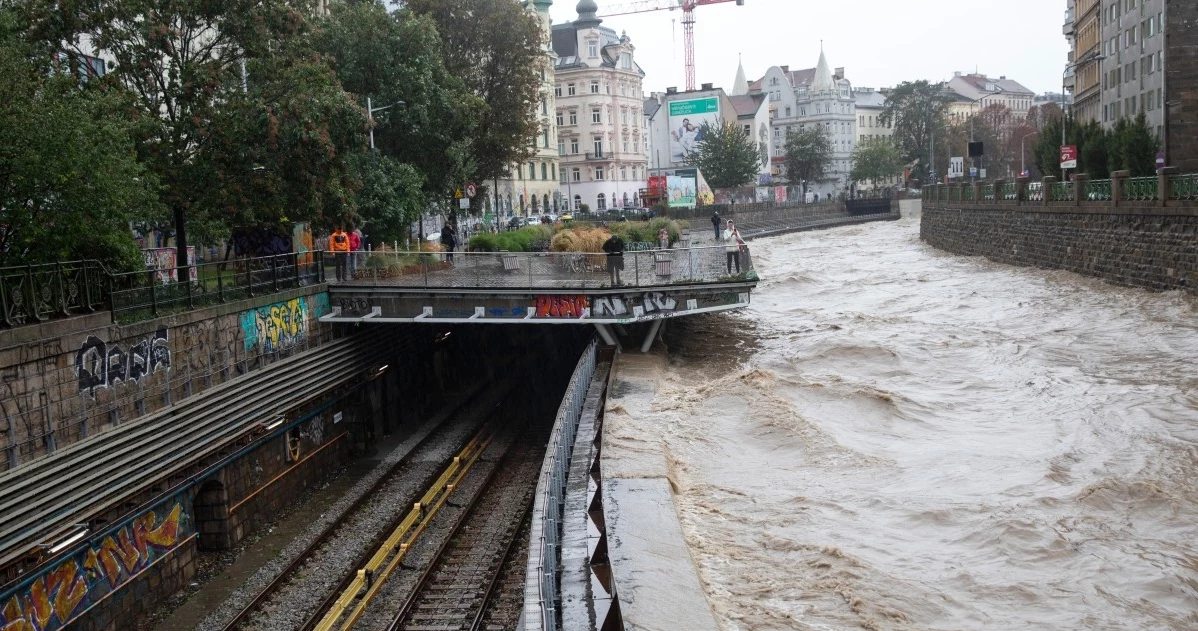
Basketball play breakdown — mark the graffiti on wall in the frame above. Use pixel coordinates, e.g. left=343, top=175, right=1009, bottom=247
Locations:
left=532, top=295, right=589, bottom=318
left=142, top=248, right=197, bottom=284
left=75, top=327, right=171, bottom=396
left=241, top=297, right=309, bottom=352
left=592, top=292, right=680, bottom=318
left=0, top=501, right=191, bottom=631
left=231, top=227, right=292, bottom=257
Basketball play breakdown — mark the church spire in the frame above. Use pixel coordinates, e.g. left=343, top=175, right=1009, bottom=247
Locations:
left=811, top=47, right=835, bottom=94
left=732, top=54, right=748, bottom=96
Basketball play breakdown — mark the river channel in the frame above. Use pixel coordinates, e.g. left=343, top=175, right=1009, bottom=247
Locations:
left=622, top=216, right=1198, bottom=630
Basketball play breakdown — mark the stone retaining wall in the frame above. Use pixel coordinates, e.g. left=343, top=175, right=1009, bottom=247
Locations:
left=921, top=203, right=1198, bottom=293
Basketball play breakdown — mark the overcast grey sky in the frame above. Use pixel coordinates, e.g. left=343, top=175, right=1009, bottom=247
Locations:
left=548, top=0, right=1070, bottom=95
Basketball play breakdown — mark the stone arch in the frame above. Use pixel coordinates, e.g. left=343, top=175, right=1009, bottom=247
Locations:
left=194, top=478, right=230, bottom=551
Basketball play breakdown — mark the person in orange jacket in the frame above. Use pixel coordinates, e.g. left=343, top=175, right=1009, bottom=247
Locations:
left=330, top=226, right=350, bottom=280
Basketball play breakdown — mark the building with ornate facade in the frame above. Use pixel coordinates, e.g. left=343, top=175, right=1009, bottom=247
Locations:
left=492, top=0, right=561, bottom=217
left=750, top=50, right=856, bottom=199
left=551, top=1, right=649, bottom=212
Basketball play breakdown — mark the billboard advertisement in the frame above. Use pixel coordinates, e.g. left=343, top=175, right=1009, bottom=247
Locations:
left=668, top=97, right=721, bottom=163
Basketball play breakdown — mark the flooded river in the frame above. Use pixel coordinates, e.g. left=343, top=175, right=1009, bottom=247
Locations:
left=618, top=216, right=1198, bottom=630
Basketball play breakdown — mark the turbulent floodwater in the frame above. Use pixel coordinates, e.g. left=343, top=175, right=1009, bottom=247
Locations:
left=623, top=216, right=1198, bottom=630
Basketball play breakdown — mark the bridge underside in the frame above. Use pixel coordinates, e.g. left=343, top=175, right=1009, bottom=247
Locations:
left=322, top=282, right=756, bottom=351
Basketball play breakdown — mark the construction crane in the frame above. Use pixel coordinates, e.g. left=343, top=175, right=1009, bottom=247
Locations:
left=597, top=0, right=745, bottom=92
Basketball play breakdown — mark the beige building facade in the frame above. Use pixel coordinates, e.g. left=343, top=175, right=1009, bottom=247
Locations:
left=552, top=1, right=650, bottom=212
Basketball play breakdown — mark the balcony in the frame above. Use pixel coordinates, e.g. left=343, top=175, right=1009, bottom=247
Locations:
left=585, top=152, right=608, bottom=161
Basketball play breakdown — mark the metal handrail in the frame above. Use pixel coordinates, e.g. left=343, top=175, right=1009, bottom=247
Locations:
left=0, top=260, right=110, bottom=327
left=525, top=340, right=597, bottom=631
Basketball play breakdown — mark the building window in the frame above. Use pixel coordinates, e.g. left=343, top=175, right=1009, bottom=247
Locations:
left=556, top=112, right=564, bottom=126
left=591, top=80, right=600, bottom=94
left=572, top=168, right=581, bottom=182
left=529, top=162, right=537, bottom=180
left=595, top=167, right=605, bottom=181
left=620, top=52, right=632, bottom=69
left=558, top=139, right=566, bottom=155
left=597, top=193, right=606, bottom=209
left=569, top=111, right=578, bottom=125
left=541, top=99, right=547, bottom=115
left=570, top=139, right=579, bottom=154
left=574, top=194, right=582, bottom=210
left=593, top=137, right=603, bottom=156
left=568, top=83, right=576, bottom=96
left=588, top=43, right=598, bottom=57
left=552, top=164, right=557, bottom=181
left=623, top=140, right=629, bottom=153
left=555, top=85, right=562, bottom=97
left=620, top=166, right=627, bottom=180
left=592, top=109, right=602, bottom=123
left=544, top=128, right=550, bottom=148
left=541, top=163, right=548, bottom=180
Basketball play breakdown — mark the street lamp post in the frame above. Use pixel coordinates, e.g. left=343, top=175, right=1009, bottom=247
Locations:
left=1020, top=131, right=1039, bottom=176
left=366, top=97, right=405, bottom=152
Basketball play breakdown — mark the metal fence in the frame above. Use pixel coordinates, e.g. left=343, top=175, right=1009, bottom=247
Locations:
left=0, top=261, right=110, bottom=327
left=327, top=244, right=755, bottom=290
left=525, top=340, right=597, bottom=631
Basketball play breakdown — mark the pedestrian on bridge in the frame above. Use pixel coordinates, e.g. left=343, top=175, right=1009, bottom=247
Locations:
left=330, top=226, right=351, bottom=281
left=711, top=210, right=721, bottom=241
left=723, top=220, right=742, bottom=274
left=603, top=233, right=625, bottom=286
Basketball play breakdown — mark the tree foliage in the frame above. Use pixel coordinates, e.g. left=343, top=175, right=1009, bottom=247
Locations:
left=403, top=0, right=545, bottom=184
left=350, top=154, right=426, bottom=246
left=850, top=138, right=904, bottom=186
left=26, top=0, right=368, bottom=248
left=879, top=80, right=952, bottom=175
left=1034, top=114, right=1156, bottom=180
left=0, top=8, right=161, bottom=269
left=311, top=2, right=481, bottom=199
left=782, top=127, right=833, bottom=193
left=686, top=121, right=761, bottom=189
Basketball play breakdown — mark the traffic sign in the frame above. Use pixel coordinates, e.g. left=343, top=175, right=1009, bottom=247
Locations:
left=949, top=157, right=964, bottom=179
left=454, top=188, right=464, bottom=199
left=465, top=183, right=477, bottom=198
left=1156, top=152, right=1166, bottom=169
left=1060, top=145, right=1078, bottom=170
left=459, top=198, right=469, bottom=210
left=969, top=167, right=978, bottom=178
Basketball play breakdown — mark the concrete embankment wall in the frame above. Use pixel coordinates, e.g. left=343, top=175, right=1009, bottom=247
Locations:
left=921, top=203, right=1198, bottom=294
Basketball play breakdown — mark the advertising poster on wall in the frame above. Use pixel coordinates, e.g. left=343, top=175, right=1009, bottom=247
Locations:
left=668, top=97, right=721, bottom=163
left=142, top=247, right=197, bottom=283
left=667, top=175, right=696, bottom=207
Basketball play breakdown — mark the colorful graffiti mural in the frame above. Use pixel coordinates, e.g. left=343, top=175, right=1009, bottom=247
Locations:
left=241, top=297, right=310, bottom=352
left=75, top=327, right=171, bottom=396
left=533, top=295, right=589, bottom=318
left=0, top=501, right=191, bottom=631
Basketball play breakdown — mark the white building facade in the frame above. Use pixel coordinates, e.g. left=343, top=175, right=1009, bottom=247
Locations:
left=750, top=51, right=857, bottom=199
left=852, top=87, right=901, bottom=191
left=552, top=0, right=649, bottom=212
left=494, top=0, right=561, bottom=216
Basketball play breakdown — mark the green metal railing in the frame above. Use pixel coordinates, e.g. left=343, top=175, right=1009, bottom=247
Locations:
left=1085, top=179, right=1112, bottom=201
left=109, top=252, right=324, bottom=323
left=1052, top=181, right=1074, bottom=202
left=999, top=182, right=1017, bottom=201
left=980, top=183, right=995, bottom=201
left=1125, top=176, right=1158, bottom=201
left=0, top=261, right=109, bottom=327
left=0, top=253, right=325, bottom=328
left=962, top=185, right=975, bottom=201
left=1169, top=174, right=1198, bottom=200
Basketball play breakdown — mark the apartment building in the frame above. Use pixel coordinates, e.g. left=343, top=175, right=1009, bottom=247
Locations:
left=1097, top=0, right=1166, bottom=138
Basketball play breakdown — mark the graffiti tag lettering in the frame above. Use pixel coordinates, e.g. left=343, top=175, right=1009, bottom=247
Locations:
left=642, top=292, right=678, bottom=313
left=0, top=502, right=188, bottom=631
left=241, top=297, right=309, bottom=352
left=75, top=328, right=171, bottom=396
left=533, top=295, right=588, bottom=318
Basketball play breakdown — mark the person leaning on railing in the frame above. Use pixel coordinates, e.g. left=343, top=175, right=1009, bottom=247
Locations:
left=330, top=227, right=351, bottom=281
left=603, top=233, right=625, bottom=286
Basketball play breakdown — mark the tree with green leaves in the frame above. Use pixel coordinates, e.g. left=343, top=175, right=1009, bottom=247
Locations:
left=0, top=8, right=161, bottom=270
left=1109, top=113, right=1158, bottom=176
left=850, top=138, right=904, bottom=188
left=312, top=2, right=481, bottom=201
left=879, top=80, right=952, bottom=177
left=349, top=154, right=427, bottom=246
left=685, top=121, right=761, bottom=189
left=782, top=127, right=833, bottom=197
left=27, top=0, right=366, bottom=268
left=403, top=0, right=546, bottom=185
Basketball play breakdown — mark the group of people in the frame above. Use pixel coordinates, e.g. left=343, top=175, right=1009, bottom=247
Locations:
left=328, top=226, right=364, bottom=281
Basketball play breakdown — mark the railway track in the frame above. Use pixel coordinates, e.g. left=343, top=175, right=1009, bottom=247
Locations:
left=217, top=386, right=513, bottom=631
left=0, top=332, right=393, bottom=573
left=382, top=437, right=541, bottom=631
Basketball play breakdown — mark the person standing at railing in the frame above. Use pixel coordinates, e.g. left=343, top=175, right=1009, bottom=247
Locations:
left=348, top=227, right=362, bottom=275
left=710, top=210, right=721, bottom=241
left=658, top=227, right=670, bottom=250
left=330, top=227, right=351, bottom=281
left=603, top=233, right=625, bottom=286
left=723, top=220, right=742, bottom=274
left=440, top=222, right=457, bottom=265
